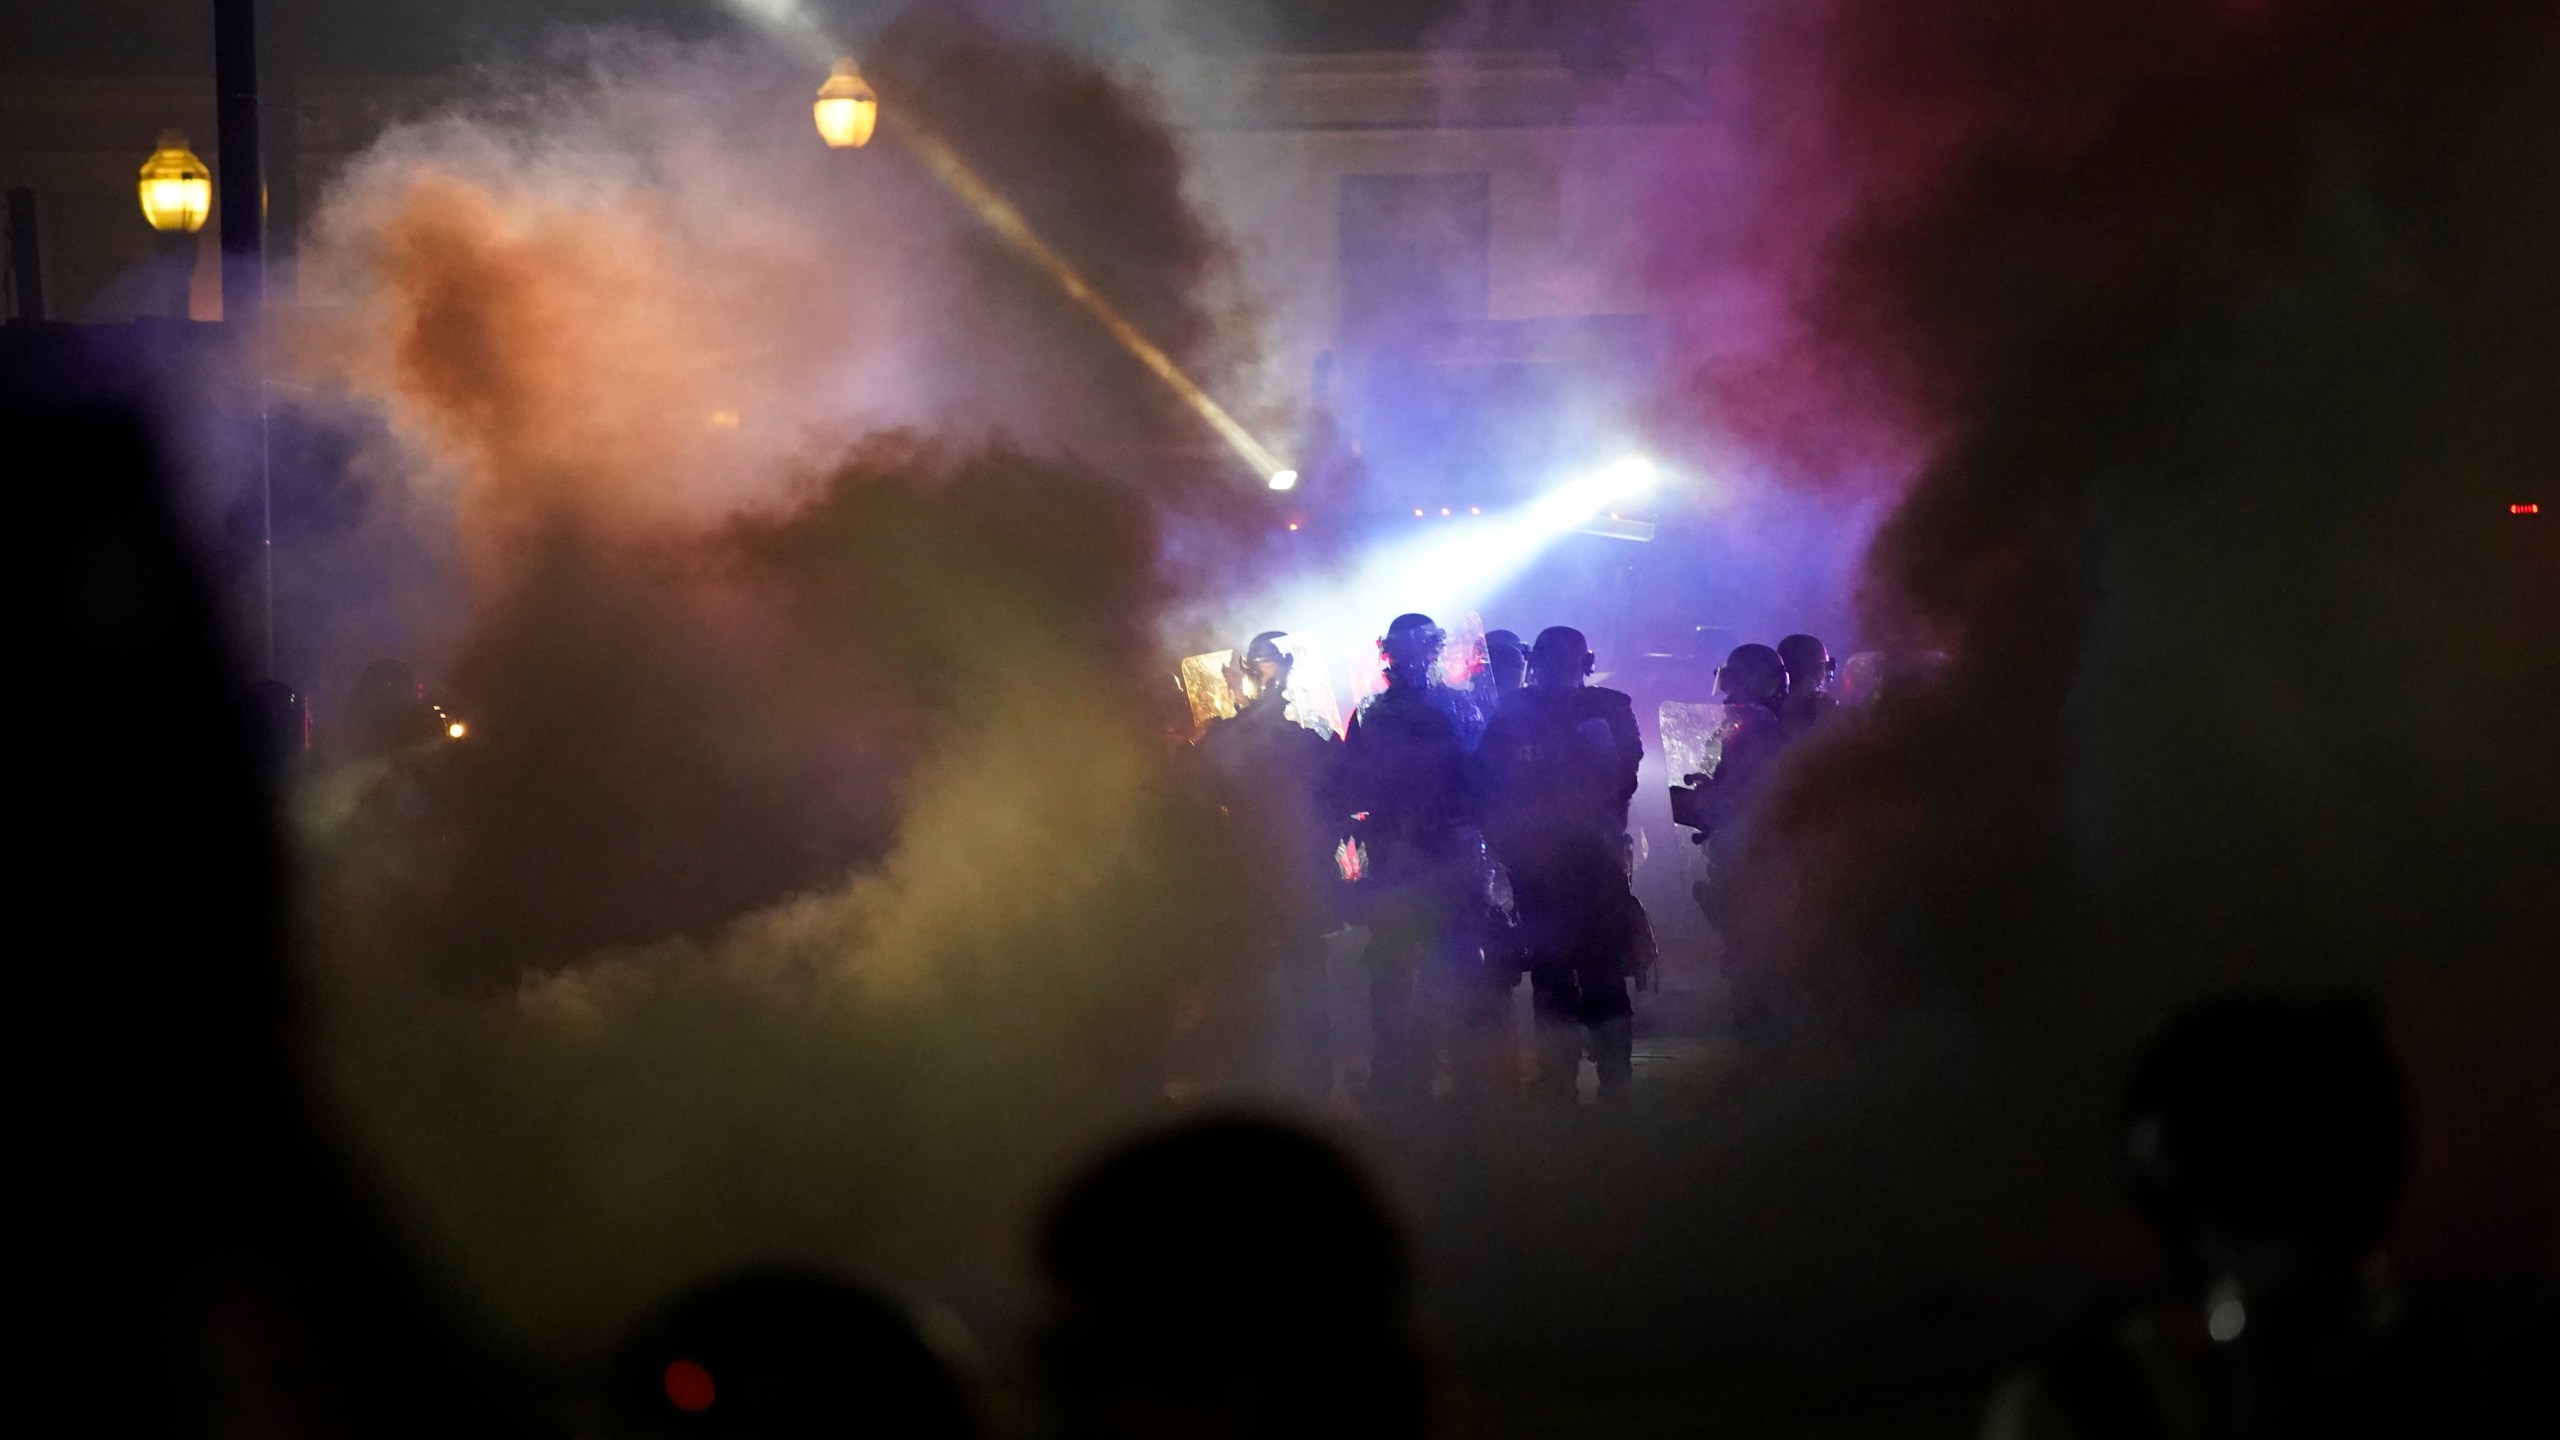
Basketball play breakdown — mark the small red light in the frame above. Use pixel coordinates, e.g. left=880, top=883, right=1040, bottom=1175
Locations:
left=2512, top=503, right=2540, bottom=514
left=664, top=1359, right=716, bottom=1413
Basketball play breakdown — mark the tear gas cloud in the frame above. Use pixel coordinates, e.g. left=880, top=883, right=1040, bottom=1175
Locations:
left=1627, top=0, right=2559, bottom=1269
left=267, top=0, right=2556, bottom=1392
left=285, top=12, right=1273, bottom=1348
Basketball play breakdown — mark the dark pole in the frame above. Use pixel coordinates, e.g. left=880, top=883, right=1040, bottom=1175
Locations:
left=213, top=0, right=262, bottom=325
left=213, top=0, right=274, bottom=676
left=4, top=188, right=42, bottom=323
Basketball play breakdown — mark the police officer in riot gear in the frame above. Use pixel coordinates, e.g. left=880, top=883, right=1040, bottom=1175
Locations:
left=1192, top=632, right=1342, bottom=1100
left=1676, top=644, right=1787, bottom=846
left=1775, top=632, right=1838, bottom=741
left=1337, top=614, right=1480, bottom=1102
left=1476, top=627, right=1648, bottom=1104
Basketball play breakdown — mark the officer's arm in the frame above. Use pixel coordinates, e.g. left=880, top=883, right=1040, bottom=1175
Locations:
left=1606, top=692, right=1643, bottom=797
left=1325, top=718, right=1363, bottom=822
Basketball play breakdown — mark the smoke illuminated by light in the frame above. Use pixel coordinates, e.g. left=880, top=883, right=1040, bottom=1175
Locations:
left=893, top=121, right=1289, bottom=484
left=722, top=0, right=1289, bottom=486
left=1231, top=454, right=1666, bottom=702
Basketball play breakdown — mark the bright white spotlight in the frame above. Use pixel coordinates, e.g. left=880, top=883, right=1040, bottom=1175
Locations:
left=1222, top=451, right=1671, bottom=712
left=1601, top=454, right=1659, bottom=498
left=1267, top=469, right=1299, bottom=492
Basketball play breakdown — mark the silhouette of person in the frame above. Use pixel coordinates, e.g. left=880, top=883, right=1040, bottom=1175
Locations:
left=1982, top=995, right=2485, bottom=1440
left=1672, top=642, right=1793, bottom=945
left=24, top=394, right=531, bottom=1439
left=608, top=1267, right=979, bottom=1440
left=1775, top=632, right=1837, bottom=740
left=1338, top=614, right=1481, bottom=1101
left=1035, top=1116, right=1427, bottom=1440
left=1477, top=627, right=1649, bottom=1103
left=1192, top=631, right=1342, bottom=1100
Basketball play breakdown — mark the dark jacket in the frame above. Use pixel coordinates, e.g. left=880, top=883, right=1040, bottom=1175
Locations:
left=1474, top=684, right=1643, bottom=855
left=1338, top=681, right=1472, bottom=880
left=1193, top=697, right=1340, bottom=909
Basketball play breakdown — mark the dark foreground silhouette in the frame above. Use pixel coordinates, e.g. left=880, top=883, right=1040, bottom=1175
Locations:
left=1985, top=996, right=2551, bottom=1440
left=607, top=1268, right=981, bottom=1440
left=22, top=394, right=529, bottom=1438
left=1037, top=1116, right=1429, bottom=1440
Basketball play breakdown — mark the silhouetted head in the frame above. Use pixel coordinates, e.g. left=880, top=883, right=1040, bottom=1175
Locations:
left=610, top=1268, right=978, bottom=1440
left=1037, top=1116, right=1425, bottom=1440
left=1483, top=630, right=1525, bottom=694
left=1528, top=627, right=1595, bottom=689
left=1776, top=634, right=1831, bottom=694
left=1379, top=613, right=1445, bottom=686
left=1715, top=644, right=1786, bottom=705
left=1237, top=631, right=1294, bottom=709
left=2118, top=996, right=2408, bottom=1290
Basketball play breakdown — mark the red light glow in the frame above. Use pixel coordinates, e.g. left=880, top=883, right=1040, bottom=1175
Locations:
left=664, top=1360, right=716, bottom=1413
left=2512, top=503, right=2540, bottom=514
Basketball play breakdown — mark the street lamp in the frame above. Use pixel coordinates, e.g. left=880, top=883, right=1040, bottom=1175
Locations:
left=138, top=130, right=212, bottom=233
left=814, top=59, right=878, bottom=149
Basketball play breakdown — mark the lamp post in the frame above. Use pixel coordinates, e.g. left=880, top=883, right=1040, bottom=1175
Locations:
left=213, top=0, right=274, bottom=677
left=814, top=59, right=878, bottom=149
left=213, top=0, right=262, bottom=325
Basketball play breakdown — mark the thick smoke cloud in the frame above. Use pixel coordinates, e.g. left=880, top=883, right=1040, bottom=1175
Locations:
left=283, top=16, right=1274, bottom=1347
left=261, top=0, right=2554, bottom=1397
left=1642, top=0, right=2557, bottom=1263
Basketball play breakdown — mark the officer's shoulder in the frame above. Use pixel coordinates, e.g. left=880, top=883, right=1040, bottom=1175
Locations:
left=1589, top=687, right=1636, bottom=716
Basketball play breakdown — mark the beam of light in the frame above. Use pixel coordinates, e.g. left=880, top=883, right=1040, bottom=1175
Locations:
left=891, top=121, right=1290, bottom=483
left=718, top=1, right=1292, bottom=484
left=1235, top=455, right=1664, bottom=703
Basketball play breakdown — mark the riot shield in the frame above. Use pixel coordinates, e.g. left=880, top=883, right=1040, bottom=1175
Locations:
left=1177, top=649, right=1237, bottom=737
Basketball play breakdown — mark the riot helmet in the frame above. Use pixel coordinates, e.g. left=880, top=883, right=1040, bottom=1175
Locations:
left=1777, top=633, right=1834, bottom=694
left=1528, top=626, right=1595, bottom=688
left=1237, top=630, right=1295, bottom=708
left=1714, top=644, right=1786, bottom=705
left=1379, top=613, right=1445, bottom=683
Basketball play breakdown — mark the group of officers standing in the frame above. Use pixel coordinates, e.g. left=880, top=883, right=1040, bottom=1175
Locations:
left=1188, top=614, right=1658, bottom=1106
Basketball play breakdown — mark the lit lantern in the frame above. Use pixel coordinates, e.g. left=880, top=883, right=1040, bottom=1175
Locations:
left=814, top=59, right=878, bottom=149
left=138, top=129, right=213, bottom=233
